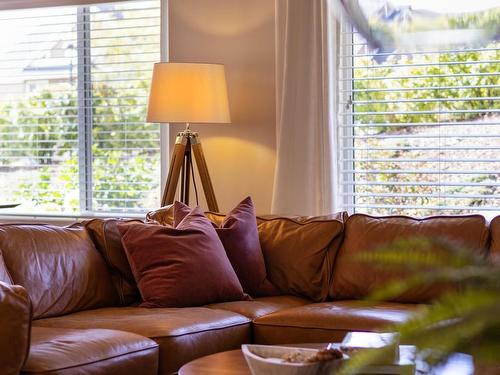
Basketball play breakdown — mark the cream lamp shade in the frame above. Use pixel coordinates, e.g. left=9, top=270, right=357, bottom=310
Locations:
left=147, top=62, right=231, bottom=124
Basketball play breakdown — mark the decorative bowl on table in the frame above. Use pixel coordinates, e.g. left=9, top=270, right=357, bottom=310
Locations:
left=242, top=344, right=346, bottom=375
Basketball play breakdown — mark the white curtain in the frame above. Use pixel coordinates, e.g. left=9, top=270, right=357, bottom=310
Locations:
left=272, top=0, right=339, bottom=216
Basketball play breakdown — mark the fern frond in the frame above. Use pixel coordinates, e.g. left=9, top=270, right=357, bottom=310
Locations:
left=367, top=266, right=500, bottom=302
left=333, top=237, right=500, bottom=374
left=355, top=236, right=488, bottom=271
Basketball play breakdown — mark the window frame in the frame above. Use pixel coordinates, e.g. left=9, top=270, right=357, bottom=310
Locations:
left=338, top=22, right=499, bottom=216
left=0, top=0, right=168, bottom=219
left=338, top=20, right=356, bottom=213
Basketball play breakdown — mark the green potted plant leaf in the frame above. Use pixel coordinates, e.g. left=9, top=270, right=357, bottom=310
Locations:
left=336, top=237, right=500, bottom=374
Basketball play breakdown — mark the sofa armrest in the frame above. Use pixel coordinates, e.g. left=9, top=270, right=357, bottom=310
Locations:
left=0, top=281, right=32, bottom=375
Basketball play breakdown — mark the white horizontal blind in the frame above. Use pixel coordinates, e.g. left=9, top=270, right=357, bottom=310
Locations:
left=0, top=0, right=161, bottom=215
left=339, top=22, right=500, bottom=216
left=0, top=0, right=126, bottom=11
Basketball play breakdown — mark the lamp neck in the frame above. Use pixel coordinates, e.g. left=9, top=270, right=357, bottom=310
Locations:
left=178, top=122, right=198, bottom=139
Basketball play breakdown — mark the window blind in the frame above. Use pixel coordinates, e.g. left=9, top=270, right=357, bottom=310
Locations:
left=0, top=0, right=161, bottom=215
left=338, top=22, right=499, bottom=216
left=0, top=1, right=126, bottom=11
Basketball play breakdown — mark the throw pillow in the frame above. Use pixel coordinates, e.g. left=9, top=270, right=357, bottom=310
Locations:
left=118, top=206, right=248, bottom=307
left=173, top=197, right=279, bottom=297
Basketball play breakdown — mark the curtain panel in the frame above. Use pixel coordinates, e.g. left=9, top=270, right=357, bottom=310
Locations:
left=272, top=0, right=339, bottom=216
left=0, top=0, right=126, bottom=10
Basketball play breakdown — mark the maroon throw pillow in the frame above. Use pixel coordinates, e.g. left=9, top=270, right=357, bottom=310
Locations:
left=174, top=197, right=279, bottom=297
left=118, top=206, right=247, bottom=308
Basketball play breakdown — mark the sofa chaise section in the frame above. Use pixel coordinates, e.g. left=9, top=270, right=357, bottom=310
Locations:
left=33, top=306, right=251, bottom=375
left=24, top=327, right=158, bottom=375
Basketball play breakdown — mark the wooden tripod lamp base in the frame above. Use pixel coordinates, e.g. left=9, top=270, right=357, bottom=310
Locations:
left=161, top=126, right=219, bottom=212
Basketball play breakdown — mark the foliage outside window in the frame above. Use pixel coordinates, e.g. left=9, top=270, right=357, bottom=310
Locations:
left=0, top=0, right=161, bottom=215
left=339, top=8, right=499, bottom=217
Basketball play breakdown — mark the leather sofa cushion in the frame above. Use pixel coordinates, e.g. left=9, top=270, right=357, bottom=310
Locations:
left=490, top=216, right=500, bottom=261
left=23, top=327, right=158, bottom=375
left=146, top=205, right=225, bottom=227
left=0, top=282, right=32, bottom=375
left=0, top=250, right=12, bottom=284
left=79, top=219, right=143, bottom=305
left=33, top=306, right=251, bottom=375
left=331, top=214, right=490, bottom=303
left=256, top=213, right=347, bottom=302
left=207, top=295, right=312, bottom=319
left=253, top=301, right=415, bottom=345
left=0, top=224, right=120, bottom=319
left=146, top=203, right=174, bottom=225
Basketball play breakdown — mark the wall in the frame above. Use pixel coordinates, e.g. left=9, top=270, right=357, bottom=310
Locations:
left=168, top=0, right=276, bottom=214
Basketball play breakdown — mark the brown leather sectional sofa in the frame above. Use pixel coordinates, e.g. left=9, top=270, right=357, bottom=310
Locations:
left=1, top=212, right=498, bottom=375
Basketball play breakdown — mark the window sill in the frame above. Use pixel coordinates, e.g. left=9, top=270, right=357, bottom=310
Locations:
left=0, top=211, right=146, bottom=226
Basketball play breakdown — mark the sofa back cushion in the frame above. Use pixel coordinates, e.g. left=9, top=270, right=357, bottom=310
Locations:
left=145, top=203, right=174, bottom=226
left=331, top=214, right=490, bottom=303
left=0, top=251, right=12, bottom=284
left=490, top=216, right=500, bottom=261
left=0, top=224, right=120, bottom=319
left=257, top=213, right=347, bottom=302
left=80, top=219, right=142, bottom=305
left=148, top=205, right=221, bottom=227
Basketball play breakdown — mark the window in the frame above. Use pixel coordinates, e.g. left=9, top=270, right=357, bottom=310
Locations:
left=0, top=0, right=161, bottom=216
left=339, top=19, right=499, bottom=216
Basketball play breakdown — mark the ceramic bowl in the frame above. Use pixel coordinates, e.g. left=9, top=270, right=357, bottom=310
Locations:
left=242, top=344, right=345, bottom=375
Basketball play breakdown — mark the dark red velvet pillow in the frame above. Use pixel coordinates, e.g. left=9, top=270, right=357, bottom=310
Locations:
left=118, top=206, right=247, bottom=308
left=174, top=197, right=279, bottom=297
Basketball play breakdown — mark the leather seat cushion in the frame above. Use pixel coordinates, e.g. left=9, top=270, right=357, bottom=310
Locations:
left=206, top=295, right=312, bottom=319
left=23, top=326, right=158, bottom=375
left=33, top=307, right=251, bottom=375
left=253, top=301, right=416, bottom=344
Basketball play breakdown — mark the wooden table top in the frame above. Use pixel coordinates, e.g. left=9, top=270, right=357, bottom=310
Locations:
left=178, top=345, right=475, bottom=375
left=179, top=349, right=249, bottom=375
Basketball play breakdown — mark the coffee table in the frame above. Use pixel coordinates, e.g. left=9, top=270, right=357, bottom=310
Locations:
left=179, top=349, right=249, bottom=375
left=178, top=344, right=475, bottom=375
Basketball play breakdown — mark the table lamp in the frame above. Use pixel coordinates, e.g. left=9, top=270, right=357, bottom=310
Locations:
left=147, top=62, right=231, bottom=211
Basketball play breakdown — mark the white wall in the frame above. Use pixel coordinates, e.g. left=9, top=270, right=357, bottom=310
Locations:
left=168, top=0, right=276, bottom=214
